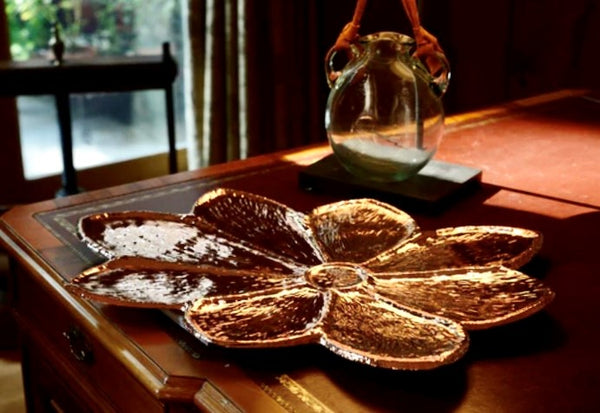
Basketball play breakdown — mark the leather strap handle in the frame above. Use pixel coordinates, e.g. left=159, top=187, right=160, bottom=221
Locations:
left=325, top=0, right=449, bottom=91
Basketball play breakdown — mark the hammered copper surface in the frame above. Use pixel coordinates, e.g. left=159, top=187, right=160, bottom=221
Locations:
left=68, top=188, right=554, bottom=370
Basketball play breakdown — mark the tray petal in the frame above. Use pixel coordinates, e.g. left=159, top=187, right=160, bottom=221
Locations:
left=364, top=226, right=542, bottom=273
left=309, top=199, right=418, bottom=263
left=193, top=188, right=324, bottom=265
left=79, top=211, right=304, bottom=273
left=185, top=286, right=325, bottom=347
left=320, top=288, right=468, bottom=369
left=68, top=257, right=302, bottom=309
left=372, top=266, right=555, bottom=329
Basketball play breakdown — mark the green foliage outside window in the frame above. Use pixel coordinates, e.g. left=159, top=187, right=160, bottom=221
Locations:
left=4, top=0, right=142, bottom=60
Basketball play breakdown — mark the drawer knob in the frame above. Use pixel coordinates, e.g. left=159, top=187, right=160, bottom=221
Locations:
left=63, top=327, right=94, bottom=363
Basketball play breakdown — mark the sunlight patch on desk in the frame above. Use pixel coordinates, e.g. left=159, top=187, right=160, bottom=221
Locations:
left=281, top=146, right=332, bottom=166
left=484, top=189, right=597, bottom=219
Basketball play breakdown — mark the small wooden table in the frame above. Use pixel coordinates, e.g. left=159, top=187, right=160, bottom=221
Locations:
left=0, top=43, right=178, bottom=196
left=1, top=90, right=599, bottom=412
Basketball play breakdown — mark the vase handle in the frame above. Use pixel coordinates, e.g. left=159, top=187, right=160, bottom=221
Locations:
left=415, top=47, right=450, bottom=96
left=325, top=21, right=363, bottom=87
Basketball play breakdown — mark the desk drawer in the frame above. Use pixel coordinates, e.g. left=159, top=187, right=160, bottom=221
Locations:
left=21, top=330, right=117, bottom=412
left=13, top=263, right=166, bottom=413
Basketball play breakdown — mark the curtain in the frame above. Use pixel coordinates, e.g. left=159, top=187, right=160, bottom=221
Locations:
left=185, top=0, right=327, bottom=169
left=0, top=0, right=25, bottom=207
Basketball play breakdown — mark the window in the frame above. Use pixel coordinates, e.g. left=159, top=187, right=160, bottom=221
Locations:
left=5, top=0, right=187, bottom=179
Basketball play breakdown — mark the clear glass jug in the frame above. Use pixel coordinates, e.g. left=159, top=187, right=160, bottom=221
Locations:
left=325, top=31, right=450, bottom=182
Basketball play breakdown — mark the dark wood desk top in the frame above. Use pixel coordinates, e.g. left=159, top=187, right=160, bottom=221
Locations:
left=1, top=89, right=599, bottom=411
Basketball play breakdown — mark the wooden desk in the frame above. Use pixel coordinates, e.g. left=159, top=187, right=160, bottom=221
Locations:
left=0, top=43, right=178, bottom=196
left=1, top=90, right=599, bottom=412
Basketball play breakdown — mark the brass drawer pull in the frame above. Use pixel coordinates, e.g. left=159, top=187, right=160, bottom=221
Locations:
left=63, top=327, right=94, bottom=363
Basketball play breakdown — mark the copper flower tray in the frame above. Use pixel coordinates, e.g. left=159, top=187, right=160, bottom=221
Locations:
left=68, top=188, right=554, bottom=370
